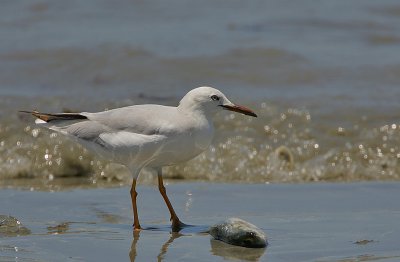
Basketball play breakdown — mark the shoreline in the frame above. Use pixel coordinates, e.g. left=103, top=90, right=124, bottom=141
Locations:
left=1, top=181, right=399, bottom=261
left=2, top=176, right=400, bottom=192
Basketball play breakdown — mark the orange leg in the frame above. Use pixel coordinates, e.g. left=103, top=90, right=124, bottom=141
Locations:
left=130, top=178, right=141, bottom=231
left=157, top=174, right=185, bottom=232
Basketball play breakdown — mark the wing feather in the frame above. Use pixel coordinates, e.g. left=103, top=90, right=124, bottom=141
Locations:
left=22, top=105, right=180, bottom=150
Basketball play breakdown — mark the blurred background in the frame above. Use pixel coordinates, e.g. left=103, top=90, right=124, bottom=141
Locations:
left=2, top=0, right=400, bottom=190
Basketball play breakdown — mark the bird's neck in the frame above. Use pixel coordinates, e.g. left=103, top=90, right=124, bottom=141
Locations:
left=177, top=100, right=213, bottom=121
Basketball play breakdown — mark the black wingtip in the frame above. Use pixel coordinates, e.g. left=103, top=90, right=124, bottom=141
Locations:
left=18, top=110, right=87, bottom=122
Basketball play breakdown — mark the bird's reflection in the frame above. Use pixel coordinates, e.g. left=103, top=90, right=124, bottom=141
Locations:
left=129, top=228, right=183, bottom=262
left=157, top=232, right=183, bottom=261
left=129, top=230, right=141, bottom=262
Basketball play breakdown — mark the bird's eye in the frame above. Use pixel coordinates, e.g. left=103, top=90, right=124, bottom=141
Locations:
left=211, top=95, right=220, bottom=101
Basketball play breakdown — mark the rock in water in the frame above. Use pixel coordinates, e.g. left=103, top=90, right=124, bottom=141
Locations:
left=209, top=218, right=267, bottom=248
left=0, top=215, right=31, bottom=237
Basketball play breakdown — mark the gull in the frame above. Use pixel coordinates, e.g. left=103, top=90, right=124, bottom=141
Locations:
left=21, top=86, right=257, bottom=232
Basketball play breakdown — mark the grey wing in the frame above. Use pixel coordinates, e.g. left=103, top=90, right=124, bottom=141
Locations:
left=27, top=105, right=175, bottom=149
left=82, top=105, right=177, bottom=136
left=33, top=117, right=113, bottom=149
left=36, top=118, right=165, bottom=164
left=56, top=121, right=112, bottom=145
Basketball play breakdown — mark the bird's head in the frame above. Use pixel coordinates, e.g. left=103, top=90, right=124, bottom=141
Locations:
left=179, top=86, right=257, bottom=118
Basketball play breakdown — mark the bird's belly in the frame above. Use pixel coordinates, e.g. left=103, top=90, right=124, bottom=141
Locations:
left=84, top=132, right=167, bottom=167
left=148, top=129, right=213, bottom=167
left=89, top=125, right=214, bottom=168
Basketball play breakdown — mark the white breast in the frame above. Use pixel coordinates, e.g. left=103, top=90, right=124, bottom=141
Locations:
left=147, top=117, right=214, bottom=167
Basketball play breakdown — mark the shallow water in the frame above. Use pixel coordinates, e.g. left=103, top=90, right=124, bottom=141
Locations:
left=2, top=1, right=400, bottom=187
left=1, top=182, right=400, bottom=261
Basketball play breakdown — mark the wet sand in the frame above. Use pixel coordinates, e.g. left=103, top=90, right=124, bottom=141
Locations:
left=1, top=182, right=399, bottom=261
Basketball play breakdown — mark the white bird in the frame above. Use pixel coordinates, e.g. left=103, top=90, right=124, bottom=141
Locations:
left=21, top=86, right=257, bottom=231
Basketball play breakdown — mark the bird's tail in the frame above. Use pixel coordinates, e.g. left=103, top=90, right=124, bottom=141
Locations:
left=19, top=111, right=87, bottom=123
